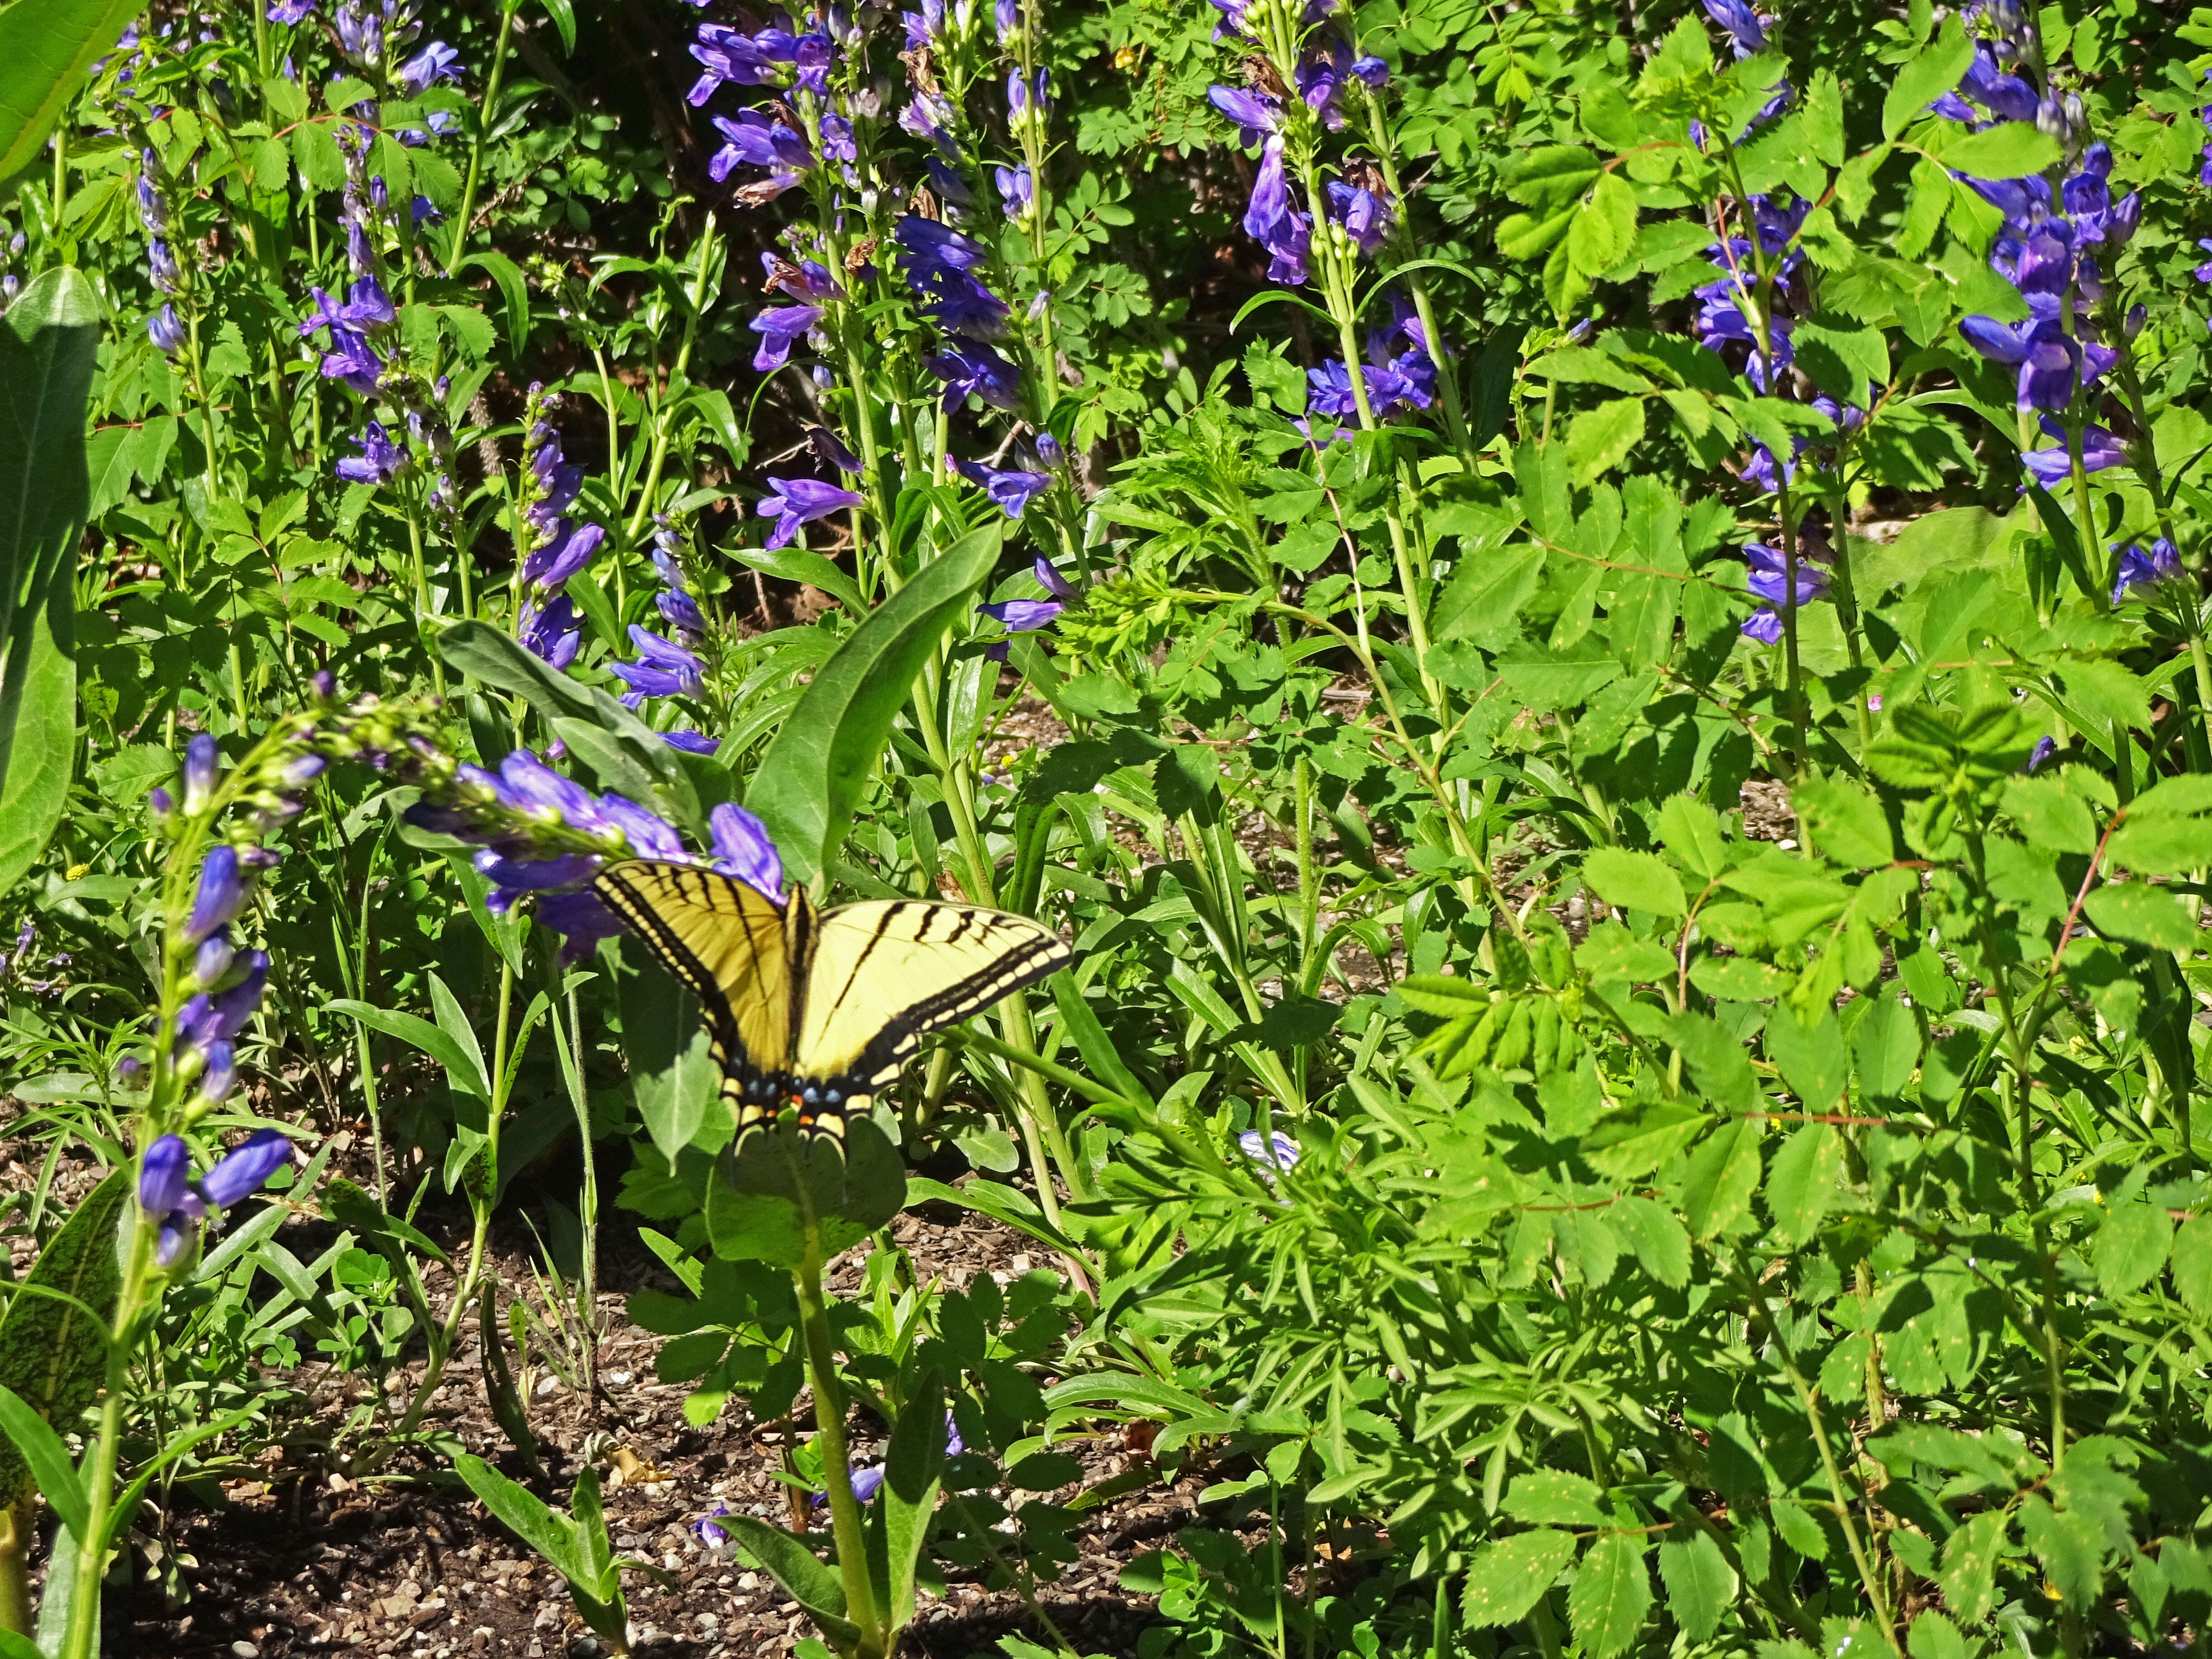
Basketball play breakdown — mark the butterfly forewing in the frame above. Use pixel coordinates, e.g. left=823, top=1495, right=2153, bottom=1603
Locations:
left=797, top=900, right=1071, bottom=1091
left=593, top=862, right=794, bottom=1097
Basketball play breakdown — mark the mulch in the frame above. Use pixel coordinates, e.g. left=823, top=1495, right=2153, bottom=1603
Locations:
left=2, top=1147, right=1214, bottom=1659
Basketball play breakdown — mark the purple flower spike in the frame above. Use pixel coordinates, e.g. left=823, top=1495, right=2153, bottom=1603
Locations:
left=185, top=846, right=246, bottom=945
left=267, top=0, right=313, bottom=20
left=520, top=595, right=583, bottom=671
left=522, top=521, right=606, bottom=591
left=200, top=1129, right=293, bottom=1208
left=610, top=626, right=706, bottom=702
left=139, top=1134, right=190, bottom=1217
left=709, top=802, right=784, bottom=902
left=206, top=952, right=270, bottom=1042
left=926, top=342, right=1021, bottom=411
left=148, top=305, right=186, bottom=356
left=198, top=1040, right=237, bottom=1104
left=758, top=478, right=865, bottom=550
left=193, top=931, right=234, bottom=989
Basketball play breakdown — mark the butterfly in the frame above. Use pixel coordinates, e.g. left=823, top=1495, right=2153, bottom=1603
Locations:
left=593, top=860, right=1070, bottom=1146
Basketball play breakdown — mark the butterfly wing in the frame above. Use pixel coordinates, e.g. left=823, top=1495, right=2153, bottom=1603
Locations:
left=592, top=861, right=797, bottom=1131
left=793, top=900, right=1071, bottom=1126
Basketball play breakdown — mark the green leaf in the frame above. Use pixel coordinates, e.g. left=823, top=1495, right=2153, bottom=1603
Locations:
left=620, top=951, right=725, bottom=1162
left=1792, top=779, right=1893, bottom=868
left=1583, top=848, right=1687, bottom=917
left=0, top=0, right=148, bottom=183
left=717, top=1514, right=859, bottom=1648
left=2092, top=1195, right=2170, bottom=1298
left=0, top=1382, right=85, bottom=1539
left=1432, top=543, right=1545, bottom=651
left=326, top=1000, right=491, bottom=1101
left=1460, top=1529, right=1578, bottom=1628
left=1764, top=1011, right=1849, bottom=1111
left=1657, top=1525, right=1735, bottom=1641
left=1765, top=1124, right=1842, bottom=1245
left=1607, top=1195, right=1691, bottom=1289
left=1881, top=13, right=1972, bottom=138
left=0, top=269, right=98, bottom=900
left=1683, top=1118, right=1761, bottom=1239
left=0, top=1167, right=127, bottom=1511
left=1907, top=1611, right=1967, bottom=1659
left=2083, top=884, right=2196, bottom=952
left=1937, top=1509, right=2007, bottom=1625
left=454, top=1453, right=584, bottom=1581
left=1504, top=1470, right=1607, bottom=1527
left=1940, top=122, right=2062, bottom=180
left=731, top=542, right=866, bottom=614
left=1566, top=173, right=1638, bottom=276
left=1658, top=794, right=1730, bottom=882
left=1049, top=972, right=1152, bottom=1107
left=750, top=525, right=1001, bottom=882
left=1567, top=1532, right=1652, bottom=1659
left=1563, top=399, right=1645, bottom=487
left=1851, top=995, right=1920, bottom=1098
left=882, top=1368, right=946, bottom=1629
left=2172, top=1215, right=2212, bottom=1316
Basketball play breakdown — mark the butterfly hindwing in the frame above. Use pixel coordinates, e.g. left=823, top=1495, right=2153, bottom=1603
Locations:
left=796, top=900, right=1072, bottom=1093
left=592, top=862, right=794, bottom=1126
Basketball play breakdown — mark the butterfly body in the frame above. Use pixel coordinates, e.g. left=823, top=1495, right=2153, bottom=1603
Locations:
left=593, top=860, right=1070, bottom=1144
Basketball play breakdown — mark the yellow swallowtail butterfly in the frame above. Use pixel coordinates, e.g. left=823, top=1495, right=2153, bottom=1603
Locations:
left=593, top=861, right=1069, bottom=1145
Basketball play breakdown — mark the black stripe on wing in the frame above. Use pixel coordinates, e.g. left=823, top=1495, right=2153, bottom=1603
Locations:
left=593, top=863, right=767, bottom=1097
left=827, top=919, right=1071, bottom=1094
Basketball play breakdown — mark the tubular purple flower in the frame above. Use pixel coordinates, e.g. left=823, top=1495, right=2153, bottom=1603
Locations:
left=1744, top=543, right=1826, bottom=606
left=2022, top=418, right=2123, bottom=486
left=335, top=420, right=404, bottom=485
left=2110, top=538, right=2183, bottom=607
left=979, top=598, right=1064, bottom=633
left=522, top=521, right=606, bottom=591
left=200, top=1129, right=293, bottom=1208
left=183, top=732, right=219, bottom=813
left=664, top=730, right=719, bottom=756
left=197, top=1040, right=237, bottom=1104
left=709, top=802, right=785, bottom=900
left=1034, top=556, right=1074, bottom=600
left=520, top=595, right=583, bottom=670
left=693, top=1504, right=732, bottom=1549
left=1350, top=55, right=1387, bottom=86
left=140, top=1134, right=191, bottom=1216
left=149, top=304, right=186, bottom=356
left=206, top=952, right=270, bottom=1041
left=475, top=849, right=601, bottom=890
left=396, top=40, right=459, bottom=93
left=658, top=586, right=706, bottom=635
left=1701, top=0, right=1767, bottom=54
left=498, top=750, right=607, bottom=831
left=2026, top=735, right=2057, bottom=773
left=1207, top=85, right=1280, bottom=146
left=300, top=277, right=395, bottom=338
left=536, top=890, right=628, bottom=961
left=1740, top=609, right=1785, bottom=644
left=318, top=329, right=384, bottom=395
left=268, top=0, right=313, bottom=20
left=186, top=846, right=247, bottom=945
left=926, top=342, right=1022, bottom=411
left=750, top=305, right=824, bottom=372
left=1324, top=181, right=1391, bottom=256
left=996, top=165, right=1034, bottom=220
left=610, top=627, right=707, bottom=702
left=758, top=477, right=865, bottom=549
left=709, top=110, right=811, bottom=181
left=953, top=458, right=1053, bottom=518
left=807, top=426, right=862, bottom=473
left=193, top=931, right=234, bottom=989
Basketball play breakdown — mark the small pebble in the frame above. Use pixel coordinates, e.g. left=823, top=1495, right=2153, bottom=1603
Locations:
left=232, top=1644, right=260, bottom=1659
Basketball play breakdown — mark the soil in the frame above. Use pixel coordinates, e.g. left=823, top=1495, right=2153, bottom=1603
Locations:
left=3, top=1143, right=1211, bottom=1659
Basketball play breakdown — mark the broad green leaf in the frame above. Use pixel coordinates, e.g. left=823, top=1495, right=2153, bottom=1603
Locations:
left=882, top=1368, right=946, bottom=1628
left=454, top=1453, right=584, bottom=1580
left=1607, top=1195, right=1691, bottom=1289
left=326, top=1000, right=492, bottom=1101
left=1792, top=779, right=1893, bottom=868
left=1460, top=1529, right=1577, bottom=1628
left=1907, top=1611, right=1967, bottom=1659
left=1432, top=543, right=1545, bottom=651
left=1765, top=1011, right=1848, bottom=1111
left=2083, top=884, right=2196, bottom=952
left=1564, top=398, right=1644, bottom=486
left=750, top=525, right=1001, bottom=882
left=1658, top=1525, right=1735, bottom=1641
left=0, top=1167, right=127, bottom=1512
left=1851, top=995, right=1920, bottom=1098
left=1683, top=1118, right=1762, bottom=1239
left=1937, top=1509, right=2007, bottom=1625
left=1941, top=122, right=2062, bottom=180
left=619, top=949, right=724, bottom=1162
left=1881, top=12, right=1972, bottom=137
left=0, top=269, right=98, bottom=900
left=1658, top=794, right=1730, bottom=882
left=2092, top=1197, right=2170, bottom=1298
left=2173, top=1215, right=2212, bottom=1316
left=1583, top=848, right=1687, bottom=916
left=0, top=0, right=148, bottom=183
left=1764, top=1123, right=1842, bottom=1245
left=0, top=1383, right=85, bottom=1540
left=1504, top=1469, right=1607, bottom=1528
left=1567, top=1532, right=1652, bottom=1659
left=717, top=1514, right=860, bottom=1648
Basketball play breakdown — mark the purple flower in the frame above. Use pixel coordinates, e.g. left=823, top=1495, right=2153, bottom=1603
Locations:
left=317, top=330, right=384, bottom=395
left=709, top=110, right=811, bottom=181
left=2026, top=736, right=2057, bottom=773
left=536, top=891, right=627, bottom=961
left=925, top=342, right=1021, bottom=411
left=2021, top=417, right=2123, bottom=487
left=2110, top=538, right=2183, bottom=607
left=1239, top=1129, right=1299, bottom=1182
left=200, top=1129, right=293, bottom=1208
left=1242, top=140, right=1310, bottom=286
left=709, top=802, right=784, bottom=901
left=140, top=1135, right=191, bottom=1217
left=1296, top=41, right=1352, bottom=129
left=1740, top=609, right=1785, bottom=644
left=693, top=1504, right=732, bottom=1549
left=300, top=277, right=395, bottom=338
left=520, top=595, right=583, bottom=670
left=658, top=586, right=706, bottom=635
left=979, top=598, right=1064, bottom=633
left=923, top=272, right=1011, bottom=337
left=807, top=426, right=861, bottom=473
left=193, top=932, right=235, bottom=990
left=335, top=420, right=404, bottom=485
left=1207, top=85, right=1280, bottom=145
left=952, top=458, right=1053, bottom=518
left=896, top=216, right=991, bottom=283
left=199, top=1041, right=238, bottom=1105
left=765, top=253, right=842, bottom=301
left=813, top=1463, right=888, bottom=1506
left=996, top=164, right=1034, bottom=220
left=610, top=626, right=706, bottom=702
left=1744, top=543, right=1826, bottom=607
left=750, top=305, right=823, bottom=372
left=758, top=477, right=865, bottom=549
left=148, top=305, right=186, bottom=356
left=664, top=730, right=720, bottom=756
left=186, top=846, right=247, bottom=945
left=396, top=40, right=459, bottom=92
left=267, top=0, right=313, bottom=20
left=475, top=849, right=603, bottom=890
left=1033, top=556, right=1074, bottom=600
left=183, top=732, right=219, bottom=813
left=522, top=521, right=606, bottom=591
left=1324, top=180, right=1391, bottom=256
left=1350, top=55, right=1387, bottom=87
left=1701, top=0, right=1768, bottom=54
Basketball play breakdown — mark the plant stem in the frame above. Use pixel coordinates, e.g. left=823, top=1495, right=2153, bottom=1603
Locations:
left=447, top=2, right=517, bottom=271
left=793, top=1242, right=886, bottom=1658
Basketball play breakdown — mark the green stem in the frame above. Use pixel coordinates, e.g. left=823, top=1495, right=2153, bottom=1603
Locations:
left=446, top=3, right=517, bottom=271
left=61, top=1216, right=155, bottom=1659
left=793, top=1243, right=886, bottom=1658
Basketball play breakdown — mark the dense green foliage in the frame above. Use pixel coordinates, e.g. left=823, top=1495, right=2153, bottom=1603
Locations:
left=0, top=0, right=2209, bottom=1655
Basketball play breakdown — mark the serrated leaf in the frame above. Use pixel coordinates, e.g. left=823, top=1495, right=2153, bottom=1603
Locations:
left=1765, top=1123, right=1843, bottom=1245
left=1584, top=848, right=1687, bottom=916
left=1504, top=1469, right=1607, bottom=1527
left=1658, top=1525, right=1735, bottom=1641
left=1461, top=1529, right=1578, bottom=1628
left=1567, top=1532, right=1652, bottom=1659
left=2084, top=883, right=2197, bottom=951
